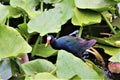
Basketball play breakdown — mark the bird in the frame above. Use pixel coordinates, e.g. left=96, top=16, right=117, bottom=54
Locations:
left=45, top=35, right=96, bottom=60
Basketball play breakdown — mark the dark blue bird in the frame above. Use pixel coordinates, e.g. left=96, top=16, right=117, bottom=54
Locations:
left=45, top=35, right=96, bottom=59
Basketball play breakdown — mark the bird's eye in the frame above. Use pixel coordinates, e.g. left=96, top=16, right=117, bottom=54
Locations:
left=47, top=36, right=52, bottom=40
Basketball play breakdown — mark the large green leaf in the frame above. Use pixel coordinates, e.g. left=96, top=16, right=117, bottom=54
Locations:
left=92, top=33, right=120, bottom=47
left=72, top=8, right=101, bottom=26
left=0, top=60, right=12, bottom=80
left=56, top=50, right=100, bottom=79
left=32, top=44, right=57, bottom=57
left=95, top=44, right=120, bottom=56
left=28, top=0, right=74, bottom=36
left=25, top=72, right=60, bottom=80
left=6, top=6, right=22, bottom=18
left=21, top=59, right=56, bottom=76
left=10, top=0, right=40, bottom=19
left=0, top=24, right=32, bottom=58
left=0, top=3, right=9, bottom=24
left=75, top=0, right=117, bottom=11
left=17, top=23, right=29, bottom=40
left=109, top=52, right=120, bottom=62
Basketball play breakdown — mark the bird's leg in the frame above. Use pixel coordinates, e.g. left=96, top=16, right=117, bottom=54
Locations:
left=86, top=47, right=105, bottom=67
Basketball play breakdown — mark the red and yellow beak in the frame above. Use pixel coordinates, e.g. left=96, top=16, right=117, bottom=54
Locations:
left=45, top=39, right=50, bottom=47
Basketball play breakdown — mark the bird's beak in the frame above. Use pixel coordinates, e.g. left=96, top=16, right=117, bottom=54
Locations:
left=45, top=39, right=50, bottom=47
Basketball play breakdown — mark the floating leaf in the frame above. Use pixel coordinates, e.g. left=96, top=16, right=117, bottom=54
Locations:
left=56, top=50, right=100, bottom=79
left=75, top=0, right=117, bottom=11
left=92, top=33, right=120, bottom=47
left=32, top=44, right=57, bottom=57
left=10, top=0, right=40, bottom=19
left=109, top=52, right=120, bottom=62
left=6, top=6, right=22, bottom=18
left=0, top=60, right=12, bottom=80
left=72, top=8, right=101, bottom=26
left=95, top=44, right=120, bottom=56
left=28, top=0, right=74, bottom=36
left=17, top=23, right=29, bottom=40
left=0, top=24, right=32, bottom=58
left=25, top=72, right=58, bottom=80
left=21, top=59, right=56, bottom=76
left=0, top=3, right=9, bottom=24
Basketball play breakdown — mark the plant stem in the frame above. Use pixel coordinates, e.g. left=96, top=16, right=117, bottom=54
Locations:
left=24, top=15, right=27, bottom=23
left=40, top=0, right=43, bottom=12
left=56, top=31, right=60, bottom=38
left=101, top=13, right=117, bottom=34
left=7, top=16, right=9, bottom=26
left=78, top=26, right=83, bottom=38
left=32, top=35, right=41, bottom=56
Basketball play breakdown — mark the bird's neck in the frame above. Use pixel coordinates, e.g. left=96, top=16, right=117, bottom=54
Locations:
left=50, top=38, right=60, bottom=50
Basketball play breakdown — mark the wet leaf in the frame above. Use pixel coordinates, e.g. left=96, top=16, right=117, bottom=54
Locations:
left=0, top=24, right=32, bottom=58
left=72, top=8, right=101, bottom=26
left=32, top=44, right=57, bottom=57
left=56, top=50, right=100, bottom=79
left=21, top=59, right=56, bottom=76
left=75, top=0, right=117, bottom=11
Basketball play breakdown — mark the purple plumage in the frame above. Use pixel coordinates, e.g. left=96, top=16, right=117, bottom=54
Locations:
left=46, top=35, right=96, bottom=59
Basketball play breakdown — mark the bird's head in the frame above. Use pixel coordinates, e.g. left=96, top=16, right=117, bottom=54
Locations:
left=45, top=35, right=52, bottom=47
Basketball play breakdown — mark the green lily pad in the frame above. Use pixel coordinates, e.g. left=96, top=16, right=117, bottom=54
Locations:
left=6, top=6, right=22, bottom=18
left=17, top=23, right=29, bottom=40
left=10, top=0, right=40, bottom=19
left=75, top=0, right=116, bottom=11
left=72, top=8, right=101, bottom=26
left=109, top=52, right=120, bottom=62
left=21, top=59, right=56, bottom=76
left=28, top=0, right=74, bottom=36
left=25, top=72, right=58, bottom=80
left=32, top=44, right=57, bottom=57
left=0, top=3, right=9, bottom=24
left=95, top=44, right=120, bottom=56
left=56, top=50, right=100, bottom=79
left=0, top=24, right=32, bottom=58
left=92, top=33, right=120, bottom=47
